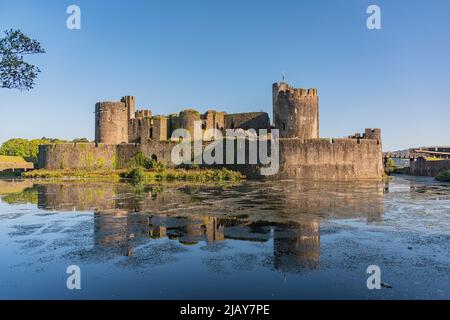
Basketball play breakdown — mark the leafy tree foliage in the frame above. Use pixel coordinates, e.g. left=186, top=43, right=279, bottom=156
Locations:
left=0, top=29, right=45, bottom=91
left=72, top=138, right=90, bottom=143
left=0, top=138, right=87, bottom=164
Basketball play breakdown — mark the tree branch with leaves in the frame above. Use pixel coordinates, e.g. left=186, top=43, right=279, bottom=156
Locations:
left=0, top=29, right=45, bottom=91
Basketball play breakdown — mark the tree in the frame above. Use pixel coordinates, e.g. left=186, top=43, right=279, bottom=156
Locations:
left=0, top=138, right=65, bottom=164
left=72, top=138, right=90, bottom=143
left=0, top=29, right=45, bottom=91
left=385, top=157, right=396, bottom=174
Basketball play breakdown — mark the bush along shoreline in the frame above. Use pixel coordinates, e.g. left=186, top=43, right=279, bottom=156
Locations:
left=21, top=153, right=244, bottom=183
left=436, top=171, right=450, bottom=182
left=21, top=167, right=244, bottom=183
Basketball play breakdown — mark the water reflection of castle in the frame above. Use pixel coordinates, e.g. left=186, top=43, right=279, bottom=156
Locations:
left=28, top=181, right=383, bottom=273
left=93, top=211, right=321, bottom=272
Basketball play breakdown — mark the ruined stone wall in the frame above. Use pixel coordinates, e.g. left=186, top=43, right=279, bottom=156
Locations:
left=224, top=112, right=270, bottom=131
left=151, top=116, right=168, bottom=141
left=179, top=110, right=201, bottom=139
left=275, top=138, right=383, bottom=180
left=38, top=143, right=117, bottom=170
left=135, top=110, right=152, bottom=119
left=204, top=110, right=226, bottom=140
left=38, top=137, right=383, bottom=181
left=273, top=82, right=319, bottom=140
left=410, top=158, right=450, bottom=177
left=95, top=102, right=129, bottom=144
left=129, top=117, right=152, bottom=143
left=168, top=114, right=180, bottom=137
left=139, top=141, right=176, bottom=164
left=364, top=128, right=381, bottom=142
left=121, top=96, right=136, bottom=122
left=115, top=142, right=177, bottom=168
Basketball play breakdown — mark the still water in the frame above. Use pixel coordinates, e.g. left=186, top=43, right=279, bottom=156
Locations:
left=0, top=176, right=449, bottom=299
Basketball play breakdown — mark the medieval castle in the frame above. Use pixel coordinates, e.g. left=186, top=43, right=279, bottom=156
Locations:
left=38, top=82, right=383, bottom=180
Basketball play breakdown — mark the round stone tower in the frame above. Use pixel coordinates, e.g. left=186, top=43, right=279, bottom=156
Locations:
left=179, top=109, right=201, bottom=139
left=272, top=82, right=319, bottom=140
left=95, top=101, right=129, bottom=144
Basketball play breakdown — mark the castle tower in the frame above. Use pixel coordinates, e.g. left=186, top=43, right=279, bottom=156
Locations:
left=179, top=109, right=201, bottom=139
left=204, top=110, right=226, bottom=140
left=272, top=82, right=319, bottom=140
left=150, top=116, right=168, bottom=141
left=95, top=101, right=129, bottom=144
left=364, top=128, right=381, bottom=143
left=121, top=96, right=136, bottom=122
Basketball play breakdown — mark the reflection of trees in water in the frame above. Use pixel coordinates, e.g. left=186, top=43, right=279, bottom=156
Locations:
left=0, top=180, right=36, bottom=204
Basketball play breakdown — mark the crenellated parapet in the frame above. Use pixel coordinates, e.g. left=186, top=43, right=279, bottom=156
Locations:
left=135, top=110, right=152, bottom=119
left=364, top=128, right=381, bottom=142
left=273, top=82, right=319, bottom=140
left=348, top=128, right=382, bottom=144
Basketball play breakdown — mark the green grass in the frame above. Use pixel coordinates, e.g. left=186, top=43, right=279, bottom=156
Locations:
left=436, top=171, right=450, bottom=182
left=21, top=167, right=244, bottom=183
left=147, top=168, right=243, bottom=182
left=22, top=169, right=122, bottom=180
left=0, top=155, right=28, bottom=163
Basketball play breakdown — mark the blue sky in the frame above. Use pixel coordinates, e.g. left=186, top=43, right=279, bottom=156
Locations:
left=0, top=0, right=449, bottom=151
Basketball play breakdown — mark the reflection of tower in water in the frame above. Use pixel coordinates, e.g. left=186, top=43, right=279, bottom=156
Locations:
left=204, top=217, right=225, bottom=243
left=273, top=219, right=321, bottom=272
left=94, top=209, right=150, bottom=256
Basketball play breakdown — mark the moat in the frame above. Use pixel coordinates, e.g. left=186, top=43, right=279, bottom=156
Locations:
left=0, top=176, right=449, bottom=299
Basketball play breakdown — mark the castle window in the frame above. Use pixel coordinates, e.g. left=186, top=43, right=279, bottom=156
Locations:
left=151, top=154, right=158, bottom=162
left=150, top=127, right=153, bottom=139
left=282, top=122, right=286, bottom=130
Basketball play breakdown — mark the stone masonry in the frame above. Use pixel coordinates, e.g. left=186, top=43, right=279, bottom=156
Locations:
left=39, top=81, right=383, bottom=181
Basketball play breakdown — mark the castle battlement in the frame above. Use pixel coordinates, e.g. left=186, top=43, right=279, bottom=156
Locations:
left=135, top=110, right=152, bottom=118
left=272, top=82, right=319, bottom=140
left=274, top=82, right=318, bottom=97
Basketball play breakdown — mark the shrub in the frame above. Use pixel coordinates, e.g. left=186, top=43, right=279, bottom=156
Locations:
left=436, top=171, right=450, bottom=182
left=130, top=152, right=166, bottom=172
left=385, top=157, right=396, bottom=174
left=150, top=159, right=166, bottom=172
left=122, top=167, right=146, bottom=182
left=131, top=152, right=152, bottom=169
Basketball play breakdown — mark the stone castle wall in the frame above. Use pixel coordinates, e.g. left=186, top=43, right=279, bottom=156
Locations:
left=38, top=138, right=383, bottom=181
left=38, top=143, right=118, bottom=170
left=275, top=138, right=383, bottom=180
left=224, top=112, right=270, bottom=131
left=410, top=158, right=450, bottom=177
left=38, top=142, right=178, bottom=170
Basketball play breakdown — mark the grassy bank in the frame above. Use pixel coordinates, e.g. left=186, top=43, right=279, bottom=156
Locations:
left=121, top=167, right=243, bottom=182
left=21, top=167, right=244, bottom=183
left=22, top=169, right=123, bottom=181
left=0, top=155, right=28, bottom=163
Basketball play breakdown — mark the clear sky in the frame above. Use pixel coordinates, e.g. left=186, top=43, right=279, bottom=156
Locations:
left=0, top=0, right=449, bottom=151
